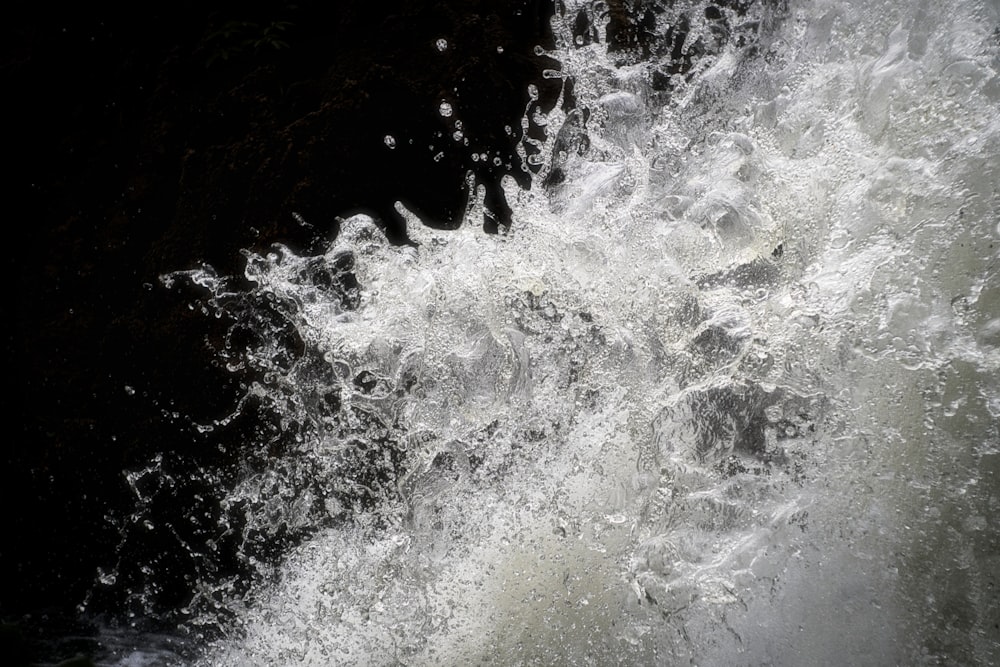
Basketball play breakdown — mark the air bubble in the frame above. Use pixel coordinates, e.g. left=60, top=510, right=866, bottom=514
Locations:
left=435, top=38, right=448, bottom=52
left=439, top=101, right=454, bottom=118
left=383, top=135, right=396, bottom=149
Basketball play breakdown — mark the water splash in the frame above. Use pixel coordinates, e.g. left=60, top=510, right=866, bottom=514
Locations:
left=109, top=0, right=1000, bottom=664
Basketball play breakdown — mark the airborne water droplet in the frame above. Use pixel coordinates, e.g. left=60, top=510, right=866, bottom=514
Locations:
left=436, top=38, right=448, bottom=52
left=384, top=135, right=396, bottom=149
left=439, top=101, right=454, bottom=118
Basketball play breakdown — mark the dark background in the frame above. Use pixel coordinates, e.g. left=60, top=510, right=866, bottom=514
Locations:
left=3, top=0, right=567, bottom=661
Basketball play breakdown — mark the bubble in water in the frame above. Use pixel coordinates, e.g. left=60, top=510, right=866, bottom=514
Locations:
left=439, top=101, right=454, bottom=118
left=435, top=38, right=448, bottom=52
left=384, top=135, right=396, bottom=149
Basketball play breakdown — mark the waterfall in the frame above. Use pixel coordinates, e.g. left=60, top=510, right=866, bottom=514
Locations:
left=109, top=0, right=1000, bottom=664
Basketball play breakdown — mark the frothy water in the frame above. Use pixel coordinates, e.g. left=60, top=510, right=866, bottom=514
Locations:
left=116, top=0, right=1000, bottom=664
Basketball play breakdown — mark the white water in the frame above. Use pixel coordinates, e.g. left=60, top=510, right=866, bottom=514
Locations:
left=163, top=0, right=999, bottom=664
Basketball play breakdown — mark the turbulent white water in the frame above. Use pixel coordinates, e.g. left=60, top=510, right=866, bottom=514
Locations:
left=147, top=0, right=1000, bottom=664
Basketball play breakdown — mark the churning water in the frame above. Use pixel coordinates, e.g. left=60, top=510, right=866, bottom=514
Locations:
left=111, top=0, right=1000, bottom=664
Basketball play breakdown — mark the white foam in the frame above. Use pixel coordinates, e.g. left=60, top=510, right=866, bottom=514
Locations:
left=195, top=0, right=1000, bottom=664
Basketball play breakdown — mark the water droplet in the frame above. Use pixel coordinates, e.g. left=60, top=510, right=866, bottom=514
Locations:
left=436, top=38, right=448, bottom=52
left=124, top=385, right=135, bottom=395
left=496, top=45, right=504, bottom=54
left=439, top=101, right=453, bottom=117
left=453, top=131, right=464, bottom=141
left=384, top=135, right=396, bottom=149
